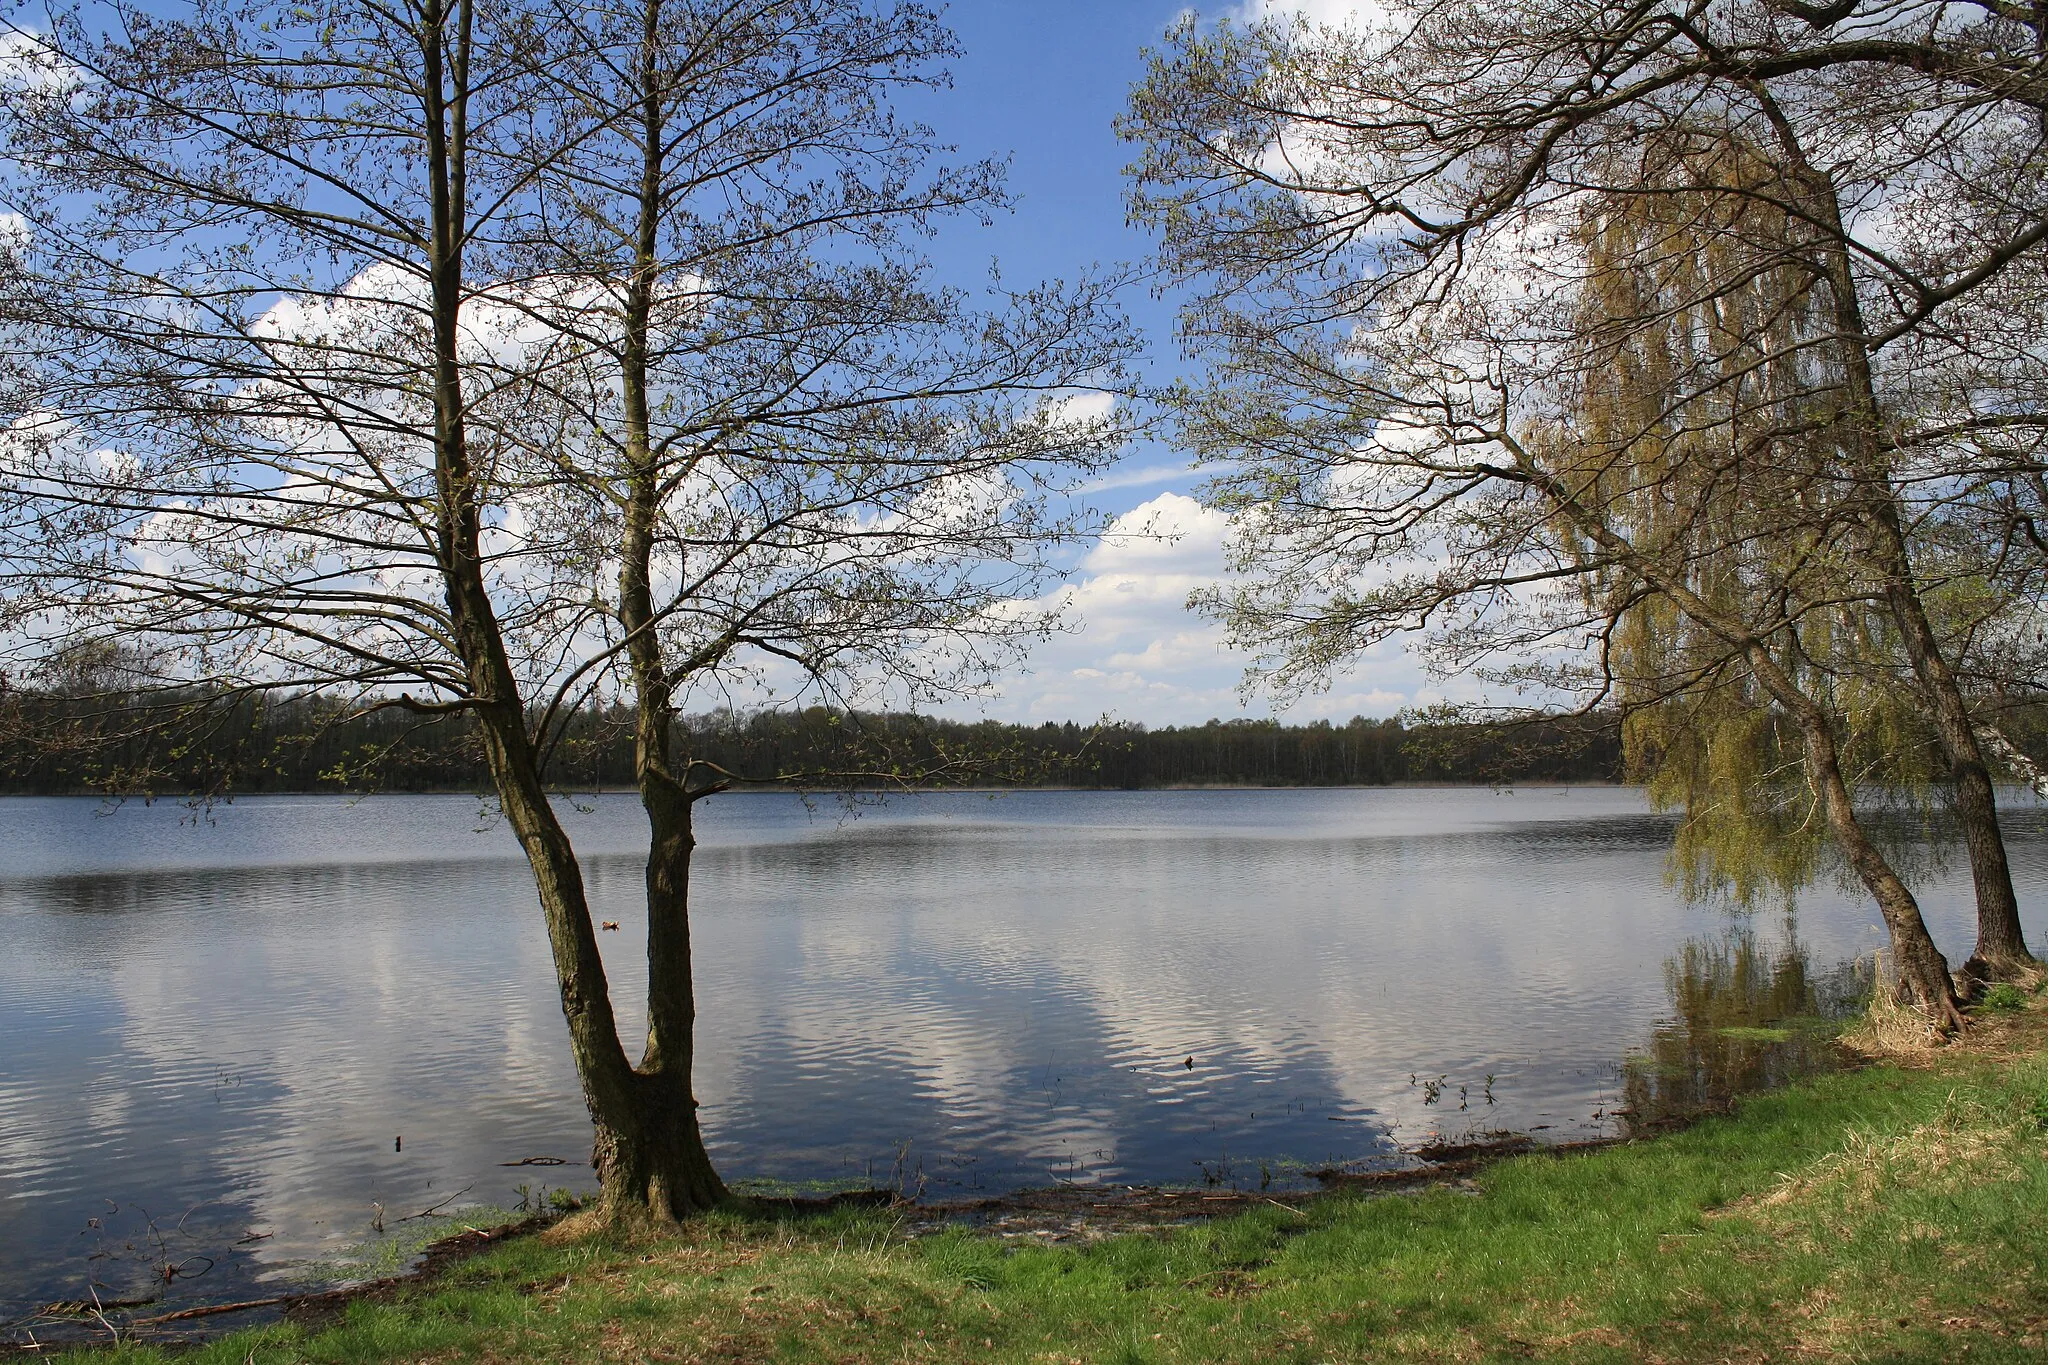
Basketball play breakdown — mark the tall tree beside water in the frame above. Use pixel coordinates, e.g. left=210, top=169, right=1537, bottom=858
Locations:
left=0, top=0, right=1134, bottom=1221
left=1566, top=130, right=1966, bottom=920
left=1124, top=0, right=2048, bottom=1022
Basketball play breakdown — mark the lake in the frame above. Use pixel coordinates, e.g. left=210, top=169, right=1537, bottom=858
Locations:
left=3, top=786, right=2043, bottom=1328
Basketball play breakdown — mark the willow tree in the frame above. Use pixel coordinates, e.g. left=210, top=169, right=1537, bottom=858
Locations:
left=1126, top=0, right=2048, bottom=1016
left=1576, top=130, right=1959, bottom=914
left=1, top=0, right=1133, bottom=1221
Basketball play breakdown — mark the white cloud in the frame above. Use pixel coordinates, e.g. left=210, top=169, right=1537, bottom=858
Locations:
left=1047, top=389, right=1118, bottom=427
left=0, top=27, right=79, bottom=96
left=1077, top=463, right=1192, bottom=494
left=943, top=492, right=1440, bottom=724
left=1233, top=0, right=1387, bottom=26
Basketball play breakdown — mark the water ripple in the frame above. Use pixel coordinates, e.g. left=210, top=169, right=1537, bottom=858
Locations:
left=2, top=787, right=2039, bottom=1324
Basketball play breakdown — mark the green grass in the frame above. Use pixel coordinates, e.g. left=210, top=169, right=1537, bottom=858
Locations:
left=1983, top=983, right=2030, bottom=1013
left=286, top=1205, right=534, bottom=1287
left=51, top=1015, right=2048, bottom=1363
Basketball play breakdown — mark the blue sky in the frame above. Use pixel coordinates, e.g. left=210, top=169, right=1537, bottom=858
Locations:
left=19, top=0, right=1428, bottom=728
left=913, top=0, right=1192, bottom=516
left=885, top=2, right=1432, bottom=726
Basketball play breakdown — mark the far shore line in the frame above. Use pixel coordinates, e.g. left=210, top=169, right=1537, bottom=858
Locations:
left=0, top=780, right=1640, bottom=799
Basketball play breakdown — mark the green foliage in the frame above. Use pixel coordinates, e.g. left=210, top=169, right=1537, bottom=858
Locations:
left=1570, top=134, right=1953, bottom=909
left=1983, top=983, right=2029, bottom=1013
left=0, top=696, right=1622, bottom=794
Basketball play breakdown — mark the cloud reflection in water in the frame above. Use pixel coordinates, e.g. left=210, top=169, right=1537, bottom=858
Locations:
left=2, top=787, right=2042, bottom=1323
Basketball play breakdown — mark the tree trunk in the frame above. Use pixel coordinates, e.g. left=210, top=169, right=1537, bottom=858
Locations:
left=480, top=720, right=727, bottom=1223
left=614, top=770, right=729, bottom=1219
left=1859, top=470, right=2035, bottom=988
left=1840, top=343, right=2035, bottom=990
left=1503, top=440, right=1966, bottom=1029
left=1749, top=644, right=1965, bottom=1028
left=418, top=0, right=726, bottom=1222
left=1797, top=706, right=1967, bottom=1026
left=1879, top=547, right=2038, bottom=984
left=1765, top=105, right=2038, bottom=986
left=588, top=1073, right=727, bottom=1220
left=585, top=0, right=730, bottom=1220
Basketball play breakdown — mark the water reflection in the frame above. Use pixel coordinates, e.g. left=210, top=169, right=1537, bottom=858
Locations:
left=1622, top=930, right=1862, bottom=1134
left=2, top=788, right=2040, bottom=1334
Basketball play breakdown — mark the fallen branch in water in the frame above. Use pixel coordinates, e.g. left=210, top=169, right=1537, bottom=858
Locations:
left=125, top=1294, right=297, bottom=1326
left=398, top=1185, right=474, bottom=1221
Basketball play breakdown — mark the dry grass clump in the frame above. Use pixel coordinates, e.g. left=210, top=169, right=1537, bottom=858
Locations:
left=1734, top=1086, right=2041, bottom=1240
left=1838, top=951, right=1952, bottom=1059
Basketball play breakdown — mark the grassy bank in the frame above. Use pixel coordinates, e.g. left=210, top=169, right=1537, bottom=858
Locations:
left=49, top=1008, right=2048, bottom=1364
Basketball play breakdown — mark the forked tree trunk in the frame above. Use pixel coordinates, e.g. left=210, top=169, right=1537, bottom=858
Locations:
left=1770, top=109, right=2039, bottom=987
left=1510, top=450, right=1966, bottom=1029
left=545, top=799, right=724, bottom=1222
left=412, top=0, right=726, bottom=1224
left=473, top=716, right=727, bottom=1222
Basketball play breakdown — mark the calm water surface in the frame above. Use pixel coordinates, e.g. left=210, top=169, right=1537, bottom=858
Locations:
left=3, top=786, right=2044, bottom=1326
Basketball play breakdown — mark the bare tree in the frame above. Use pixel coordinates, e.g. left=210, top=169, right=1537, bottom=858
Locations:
left=1, top=0, right=1134, bottom=1220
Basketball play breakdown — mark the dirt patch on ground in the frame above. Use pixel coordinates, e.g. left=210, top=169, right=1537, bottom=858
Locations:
left=904, top=1185, right=1316, bottom=1243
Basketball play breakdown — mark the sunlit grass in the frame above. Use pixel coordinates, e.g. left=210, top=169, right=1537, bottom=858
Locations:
left=287, top=1204, right=532, bottom=1287
left=53, top=1007, right=2048, bottom=1363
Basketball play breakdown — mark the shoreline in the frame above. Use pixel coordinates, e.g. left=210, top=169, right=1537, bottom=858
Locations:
left=0, top=780, right=1639, bottom=800
left=1, top=1130, right=1639, bottom=1352
left=23, top=997, right=2048, bottom=1360
left=3, top=1129, right=1617, bottom=1350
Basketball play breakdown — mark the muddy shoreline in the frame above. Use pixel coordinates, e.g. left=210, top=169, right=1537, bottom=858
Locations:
left=5, top=1130, right=1635, bottom=1352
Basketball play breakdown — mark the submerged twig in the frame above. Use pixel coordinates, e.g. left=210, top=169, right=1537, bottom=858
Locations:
left=398, top=1185, right=474, bottom=1222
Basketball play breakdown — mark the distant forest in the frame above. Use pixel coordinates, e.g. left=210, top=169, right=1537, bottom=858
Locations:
left=0, top=693, right=1625, bottom=796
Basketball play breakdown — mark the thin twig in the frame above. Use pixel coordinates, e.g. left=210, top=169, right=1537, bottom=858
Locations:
left=398, top=1185, right=474, bottom=1221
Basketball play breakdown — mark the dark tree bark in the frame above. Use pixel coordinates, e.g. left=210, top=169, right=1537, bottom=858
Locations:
left=1754, top=103, right=2041, bottom=986
left=413, top=0, right=723, bottom=1217
left=1871, top=505, right=2038, bottom=986
left=1758, top=648, right=1965, bottom=1026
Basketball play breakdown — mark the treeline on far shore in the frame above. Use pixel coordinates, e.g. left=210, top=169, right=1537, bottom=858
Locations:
left=0, top=692, right=1627, bottom=796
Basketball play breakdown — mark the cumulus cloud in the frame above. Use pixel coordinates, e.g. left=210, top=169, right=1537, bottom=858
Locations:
left=947, top=491, right=1441, bottom=724
left=1046, top=389, right=1118, bottom=427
